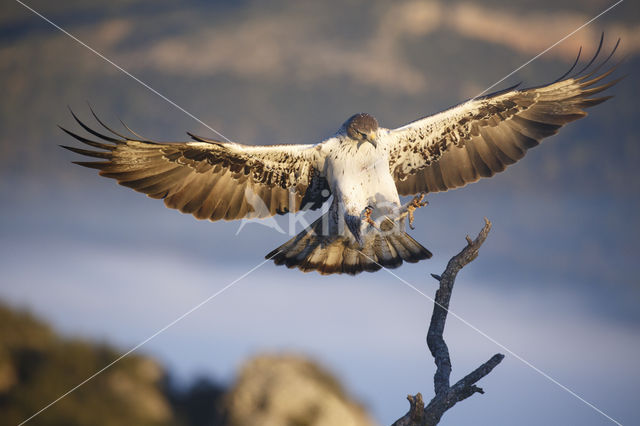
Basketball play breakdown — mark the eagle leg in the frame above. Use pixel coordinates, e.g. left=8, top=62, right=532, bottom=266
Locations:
left=397, top=193, right=428, bottom=230
left=361, top=205, right=378, bottom=229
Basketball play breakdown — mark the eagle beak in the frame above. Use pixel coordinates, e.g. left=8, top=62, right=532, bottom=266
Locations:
left=367, top=131, right=377, bottom=148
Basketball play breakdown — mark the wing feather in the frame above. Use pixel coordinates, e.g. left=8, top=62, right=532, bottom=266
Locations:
left=384, top=40, right=621, bottom=195
left=61, top=112, right=331, bottom=221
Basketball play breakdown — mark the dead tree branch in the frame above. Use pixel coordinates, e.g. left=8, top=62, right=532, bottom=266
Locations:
left=392, top=218, right=504, bottom=426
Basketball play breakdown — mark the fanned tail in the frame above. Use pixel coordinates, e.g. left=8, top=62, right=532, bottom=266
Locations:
left=266, top=216, right=431, bottom=275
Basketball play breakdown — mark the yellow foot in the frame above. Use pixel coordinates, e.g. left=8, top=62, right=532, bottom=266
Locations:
left=406, top=193, right=428, bottom=230
left=362, top=206, right=378, bottom=229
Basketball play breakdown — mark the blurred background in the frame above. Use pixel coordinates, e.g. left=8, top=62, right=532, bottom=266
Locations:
left=1, top=0, right=639, bottom=424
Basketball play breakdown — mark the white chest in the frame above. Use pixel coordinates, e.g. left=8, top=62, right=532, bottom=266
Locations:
left=325, top=143, right=399, bottom=208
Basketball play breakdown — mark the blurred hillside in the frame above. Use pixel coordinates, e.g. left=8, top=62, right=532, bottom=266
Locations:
left=0, top=302, right=373, bottom=426
left=0, top=305, right=222, bottom=426
left=0, top=302, right=208, bottom=425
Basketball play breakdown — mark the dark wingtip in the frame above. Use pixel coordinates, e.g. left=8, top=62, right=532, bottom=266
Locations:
left=187, top=131, right=224, bottom=145
left=575, top=36, right=622, bottom=82
left=71, top=161, right=108, bottom=170
left=59, top=144, right=111, bottom=159
left=119, top=119, right=152, bottom=142
left=187, top=131, right=206, bottom=142
left=58, top=125, right=115, bottom=150
left=573, top=32, right=605, bottom=78
left=66, top=107, right=121, bottom=143
left=553, top=46, right=582, bottom=83
left=86, top=103, right=131, bottom=140
left=477, top=81, right=523, bottom=100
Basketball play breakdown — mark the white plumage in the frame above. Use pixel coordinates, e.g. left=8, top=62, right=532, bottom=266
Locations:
left=62, top=39, right=620, bottom=275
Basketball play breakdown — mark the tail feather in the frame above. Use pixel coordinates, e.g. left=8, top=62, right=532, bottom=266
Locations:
left=388, top=234, right=411, bottom=259
left=266, top=217, right=432, bottom=275
left=392, top=232, right=429, bottom=262
left=341, top=247, right=361, bottom=275
left=359, top=243, right=381, bottom=273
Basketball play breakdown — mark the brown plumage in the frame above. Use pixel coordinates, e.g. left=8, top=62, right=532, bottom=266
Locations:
left=267, top=216, right=431, bottom=275
left=61, top=36, right=621, bottom=275
left=387, top=37, right=623, bottom=195
left=60, top=108, right=330, bottom=221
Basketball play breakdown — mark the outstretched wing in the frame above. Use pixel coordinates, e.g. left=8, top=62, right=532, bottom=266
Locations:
left=60, top=110, right=330, bottom=221
left=385, top=38, right=622, bottom=196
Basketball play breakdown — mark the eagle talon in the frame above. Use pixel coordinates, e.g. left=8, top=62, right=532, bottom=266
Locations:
left=404, top=193, right=428, bottom=230
left=362, top=205, right=378, bottom=228
left=410, top=193, right=429, bottom=209
left=408, top=211, right=416, bottom=230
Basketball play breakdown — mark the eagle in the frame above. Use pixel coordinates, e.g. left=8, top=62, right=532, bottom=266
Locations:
left=61, top=39, right=620, bottom=275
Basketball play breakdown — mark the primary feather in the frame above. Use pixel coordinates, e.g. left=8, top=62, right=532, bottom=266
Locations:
left=62, top=38, right=621, bottom=275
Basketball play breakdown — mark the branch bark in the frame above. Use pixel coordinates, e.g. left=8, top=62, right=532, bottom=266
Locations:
left=392, top=218, right=504, bottom=426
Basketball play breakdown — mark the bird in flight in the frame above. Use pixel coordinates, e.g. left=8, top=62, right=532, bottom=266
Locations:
left=61, top=38, right=620, bottom=275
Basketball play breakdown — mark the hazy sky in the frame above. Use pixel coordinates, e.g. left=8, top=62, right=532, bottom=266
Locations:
left=1, top=0, right=639, bottom=424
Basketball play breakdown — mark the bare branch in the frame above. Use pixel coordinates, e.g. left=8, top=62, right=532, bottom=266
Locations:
left=392, top=218, right=504, bottom=426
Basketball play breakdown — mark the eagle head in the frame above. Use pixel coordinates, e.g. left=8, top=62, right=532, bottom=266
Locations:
left=344, top=113, right=378, bottom=148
